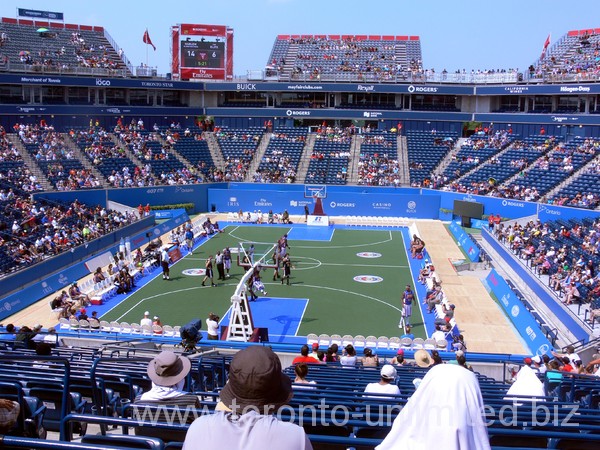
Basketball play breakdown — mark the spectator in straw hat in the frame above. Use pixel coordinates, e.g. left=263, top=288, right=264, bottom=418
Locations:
left=0, top=399, right=19, bottom=433
left=413, top=349, right=433, bottom=368
left=183, top=346, right=311, bottom=449
left=136, top=351, right=198, bottom=405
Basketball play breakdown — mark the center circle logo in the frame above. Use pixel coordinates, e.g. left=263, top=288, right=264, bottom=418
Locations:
left=407, top=201, right=416, bottom=209
left=357, top=252, right=382, bottom=258
left=353, top=275, right=383, bottom=283
left=182, top=268, right=206, bottom=276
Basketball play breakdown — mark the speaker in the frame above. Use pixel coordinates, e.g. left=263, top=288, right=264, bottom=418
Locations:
left=461, top=216, right=471, bottom=228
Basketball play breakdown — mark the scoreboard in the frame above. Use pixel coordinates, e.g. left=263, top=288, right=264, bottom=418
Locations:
left=181, top=41, right=224, bottom=69
left=171, top=23, right=233, bottom=81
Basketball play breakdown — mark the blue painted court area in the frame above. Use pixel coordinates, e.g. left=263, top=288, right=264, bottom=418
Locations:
left=220, top=297, right=308, bottom=343
left=287, top=226, right=334, bottom=241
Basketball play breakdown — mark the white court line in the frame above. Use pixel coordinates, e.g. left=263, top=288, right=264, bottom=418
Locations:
left=313, top=262, right=408, bottom=269
left=295, top=298, right=310, bottom=337
left=295, top=230, right=397, bottom=249
left=279, top=283, right=402, bottom=313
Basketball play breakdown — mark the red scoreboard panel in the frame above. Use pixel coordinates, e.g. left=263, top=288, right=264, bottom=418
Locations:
left=171, top=23, right=233, bottom=81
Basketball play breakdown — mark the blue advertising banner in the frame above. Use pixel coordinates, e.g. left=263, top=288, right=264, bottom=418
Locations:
left=18, top=8, right=64, bottom=20
left=482, top=229, right=590, bottom=345
left=448, top=221, right=480, bottom=262
left=209, top=189, right=441, bottom=218
left=423, top=189, right=539, bottom=220
left=0, top=213, right=190, bottom=321
left=476, top=84, right=600, bottom=96
left=154, top=209, right=187, bottom=219
left=0, top=104, right=201, bottom=117
left=537, top=203, right=600, bottom=223
left=474, top=113, right=600, bottom=126
left=0, top=74, right=202, bottom=91
left=486, top=269, right=552, bottom=356
left=204, top=82, right=474, bottom=95
left=205, top=107, right=471, bottom=122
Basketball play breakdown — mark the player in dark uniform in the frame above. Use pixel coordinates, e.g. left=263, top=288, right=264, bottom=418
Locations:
left=222, top=247, right=232, bottom=278
left=202, top=255, right=216, bottom=287
left=281, top=254, right=294, bottom=285
left=272, top=251, right=281, bottom=281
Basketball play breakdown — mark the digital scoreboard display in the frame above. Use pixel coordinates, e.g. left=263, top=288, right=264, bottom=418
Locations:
left=181, top=41, right=224, bottom=69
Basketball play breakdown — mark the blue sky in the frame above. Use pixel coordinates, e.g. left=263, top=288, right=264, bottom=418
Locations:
left=3, top=0, right=599, bottom=76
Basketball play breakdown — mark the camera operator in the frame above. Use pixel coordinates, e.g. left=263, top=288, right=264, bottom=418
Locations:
left=206, top=313, right=220, bottom=340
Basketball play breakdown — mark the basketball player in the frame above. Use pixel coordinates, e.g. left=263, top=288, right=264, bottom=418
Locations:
left=281, top=254, right=294, bottom=285
left=272, top=251, right=281, bottom=281
left=202, top=255, right=216, bottom=287
left=222, top=246, right=232, bottom=278
left=402, top=285, right=414, bottom=327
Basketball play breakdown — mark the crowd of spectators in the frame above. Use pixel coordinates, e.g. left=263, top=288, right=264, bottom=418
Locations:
left=533, top=31, right=600, bottom=81
left=214, top=129, right=260, bottom=182
left=0, top=194, right=137, bottom=275
left=357, top=133, right=401, bottom=187
left=494, top=218, right=600, bottom=306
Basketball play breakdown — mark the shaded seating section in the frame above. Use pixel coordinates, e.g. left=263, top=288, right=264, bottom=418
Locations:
left=253, top=127, right=308, bottom=183
left=533, top=28, right=600, bottom=83
left=214, top=127, right=262, bottom=181
left=0, top=17, right=129, bottom=77
left=71, top=126, right=140, bottom=187
left=306, top=128, right=350, bottom=185
left=509, top=136, right=599, bottom=200
left=406, top=130, right=458, bottom=186
left=357, top=132, right=400, bottom=186
left=551, top=164, right=600, bottom=209
left=266, top=34, right=422, bottom=82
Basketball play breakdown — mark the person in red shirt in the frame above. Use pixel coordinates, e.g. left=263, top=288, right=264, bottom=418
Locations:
left=291, top=344, right=320, bottom=364
left=560, top=357, right=573, bottom=372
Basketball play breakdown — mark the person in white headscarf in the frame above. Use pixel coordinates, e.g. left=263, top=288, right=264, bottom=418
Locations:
left=503, top=365, right=545, bottom=401
left=376, top=363, right=490, bottom=450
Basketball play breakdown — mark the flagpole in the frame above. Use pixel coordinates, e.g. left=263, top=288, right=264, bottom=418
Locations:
left=146, top=32, right=148, bottom=67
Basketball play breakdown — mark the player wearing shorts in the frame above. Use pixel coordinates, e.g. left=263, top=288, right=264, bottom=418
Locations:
left=402, top=285, right=414, bottom=327
left=281, top=254, right=294, bottom=285
left=202, top=255, right=216, bottom=287
left=272, top=251, right=281, bottom=280
left=223, top=247, right=231, bottom=278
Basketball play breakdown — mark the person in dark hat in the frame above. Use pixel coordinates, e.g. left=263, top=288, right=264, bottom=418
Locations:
left=183, top=346, right=311, bottom=449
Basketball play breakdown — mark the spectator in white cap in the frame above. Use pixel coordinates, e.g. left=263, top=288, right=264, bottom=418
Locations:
left=364, top=365, right=401, bottom=397
left=531, top=355, right=546, bottom=374
left=140, top=311, right=152, bottom=327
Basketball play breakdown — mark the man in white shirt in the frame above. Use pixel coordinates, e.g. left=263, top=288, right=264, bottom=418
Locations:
left=364, top=365, right=401, bottom=397
left=160, top=246, right=170, bottom=280
left=431, top=324, right=446, bottom=342
left=140, top=311, right=152, bottom=327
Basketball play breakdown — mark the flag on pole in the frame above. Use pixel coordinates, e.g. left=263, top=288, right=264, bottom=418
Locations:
left=540, top=34, right=550, bottom=59
left=143, top=29, right=156, bottom=51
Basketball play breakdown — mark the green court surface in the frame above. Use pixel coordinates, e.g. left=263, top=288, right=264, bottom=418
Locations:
left=102, top=225, right=425, bottom=340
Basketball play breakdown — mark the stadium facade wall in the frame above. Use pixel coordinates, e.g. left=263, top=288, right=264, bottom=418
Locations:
left=0, top=214, right=190, bottom=321
left=482, top=228, right=590, bottom=345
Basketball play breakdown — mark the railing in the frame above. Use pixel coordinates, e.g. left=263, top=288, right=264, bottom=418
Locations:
left=102, top=27, right=134, bottom=75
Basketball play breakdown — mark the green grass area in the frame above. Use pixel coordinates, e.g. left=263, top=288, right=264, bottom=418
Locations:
left=103, top=225, right=425, bottom=339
